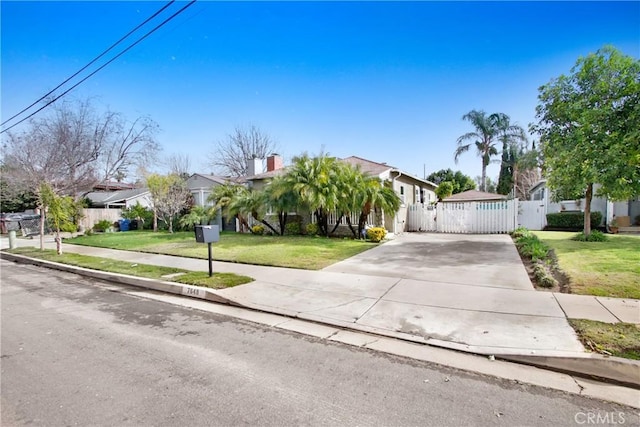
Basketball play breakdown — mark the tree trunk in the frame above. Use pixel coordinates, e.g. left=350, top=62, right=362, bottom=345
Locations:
left=316, top=208, right=329, bottom=237
left=278, top=212, right=287, bottom=236
left=55, top=230, right=62, bottom=255
left=345, top=216, right=357, bottom=238
left=260, top=219, right=279, bottom=235
left=584, top=183, right=593, bottom=236
left=39, top=206, right=45, bottom=251
left=153, top=211, right=158, bottom=232
left=481, top=163, right=487, bottom=192
left=330, top=214, right=344, bottom=235
left=168, top=217, right=173, bottom=234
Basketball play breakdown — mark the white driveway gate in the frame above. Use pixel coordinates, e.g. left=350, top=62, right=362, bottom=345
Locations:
left=407, top=204, right=436, bottom=231
left=407, top=200, right=517, bottom=234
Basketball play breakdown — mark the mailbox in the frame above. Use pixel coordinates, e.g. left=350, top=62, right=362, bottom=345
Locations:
left=194, top=225, right=220, bottom=243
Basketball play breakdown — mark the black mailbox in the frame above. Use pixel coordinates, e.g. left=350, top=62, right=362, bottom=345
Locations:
left=195, top=225, right=220, bottom=243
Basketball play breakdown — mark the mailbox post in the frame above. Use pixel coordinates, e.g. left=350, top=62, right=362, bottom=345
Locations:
left=194, top=225, right=220, bottom=277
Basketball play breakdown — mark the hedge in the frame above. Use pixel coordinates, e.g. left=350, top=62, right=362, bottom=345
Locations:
left=546, top=211, right=603, bottom=228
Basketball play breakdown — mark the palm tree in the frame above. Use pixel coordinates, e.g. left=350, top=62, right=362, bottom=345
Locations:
left=284, top=154, right=341, bottom=237
left=228, top=189, right=279, bottom=235
left=264, top=175, right=300, bottom=235
left=329, top=162, right=362, bottom=236
left=454, top=110, right=500, bottom=192
left=207, top=183, right=250, bottom=232
left=178, top=205, right=210, bottom=231
left=356, top=178, right=400, bottom=239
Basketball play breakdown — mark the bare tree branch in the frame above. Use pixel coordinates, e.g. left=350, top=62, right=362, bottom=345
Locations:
left=208, top=124, right=279, bottom=177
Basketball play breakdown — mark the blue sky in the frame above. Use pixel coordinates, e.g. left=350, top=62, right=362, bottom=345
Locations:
left=2, top=1, right=639, bottom=182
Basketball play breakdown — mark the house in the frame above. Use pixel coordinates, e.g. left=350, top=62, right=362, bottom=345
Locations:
left=244, top=155, right=437, bottom=234
left=84, top=188, right=152, bottom=209
left=185, top=174, right=244, bottom=207
left=529, top=179, right=640, bottom=228
left=341, top=157, right=437, bottom=233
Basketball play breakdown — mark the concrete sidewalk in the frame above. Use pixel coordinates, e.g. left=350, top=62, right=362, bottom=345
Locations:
left=2, top=235, right=637, bottom=358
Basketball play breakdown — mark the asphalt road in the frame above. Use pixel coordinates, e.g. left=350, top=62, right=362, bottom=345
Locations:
left=1, top=260, right=637, bottom=426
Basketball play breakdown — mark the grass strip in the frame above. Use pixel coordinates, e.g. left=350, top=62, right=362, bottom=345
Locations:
left=569, top=319, right=640, bottom=360
left=6, top=247, right=252, bottom=289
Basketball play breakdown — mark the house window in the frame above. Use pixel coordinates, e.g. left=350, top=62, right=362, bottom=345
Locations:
left=399, top=186, right=405, bottom=205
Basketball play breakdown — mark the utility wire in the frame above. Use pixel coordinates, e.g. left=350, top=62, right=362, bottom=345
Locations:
left=1, top=0, right=196, bottom=134
left=1, top=0, right=175, bottom=128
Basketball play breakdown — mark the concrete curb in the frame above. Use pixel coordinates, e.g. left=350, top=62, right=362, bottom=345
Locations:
left=0, top=252, right=234, bottom=306
left=501, top=354, right=640, bottom=390
left=3, top=251, right=639, bottom=390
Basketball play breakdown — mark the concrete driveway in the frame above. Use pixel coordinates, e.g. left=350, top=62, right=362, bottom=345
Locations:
left=217, top=232, right=583, bottom=356
left=323, top=233, right=533, bottom=290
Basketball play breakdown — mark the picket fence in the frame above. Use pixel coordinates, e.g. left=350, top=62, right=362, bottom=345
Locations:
left=407, top=200, right=518, bottom=234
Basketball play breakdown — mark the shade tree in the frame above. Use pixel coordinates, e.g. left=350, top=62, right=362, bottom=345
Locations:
left=532, top=46, right=640, bottom=235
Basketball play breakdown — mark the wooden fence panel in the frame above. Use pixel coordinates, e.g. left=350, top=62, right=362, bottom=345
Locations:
left=407, top=204, right=436, bottom=231
left=80, top=208, right=122, bottom=231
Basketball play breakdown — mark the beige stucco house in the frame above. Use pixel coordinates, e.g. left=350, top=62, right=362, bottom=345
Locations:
left=244, top=155, right=437, bottom=234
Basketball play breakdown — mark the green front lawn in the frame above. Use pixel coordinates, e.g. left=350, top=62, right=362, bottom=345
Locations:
left=533, top=231, right=640, bottom=299
left=67, top=231, right=377, bottom=270
left=6, top=248, right=252, bottom=289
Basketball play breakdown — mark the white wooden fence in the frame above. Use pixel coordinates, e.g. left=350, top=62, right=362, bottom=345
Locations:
left=406, top=200, right=518, bottom=234
left=518, top=200, right=547, bottom=230
left=407, top=204, right=436, bottom=231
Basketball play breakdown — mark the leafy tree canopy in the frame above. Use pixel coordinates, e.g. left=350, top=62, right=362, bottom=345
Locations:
left=426, top=168, right=476, bottom=194
left=532, top=45, right=640, bottom=234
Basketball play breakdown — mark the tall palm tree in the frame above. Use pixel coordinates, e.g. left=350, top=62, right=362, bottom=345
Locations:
left=454, top=110, right=500, bottom=192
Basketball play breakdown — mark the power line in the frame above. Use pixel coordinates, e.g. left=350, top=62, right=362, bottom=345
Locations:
left=1, top=1, right=176, bottom=128
left=1, top=0, right=197, bottom=134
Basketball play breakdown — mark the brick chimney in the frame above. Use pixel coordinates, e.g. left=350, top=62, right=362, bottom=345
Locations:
left=267, top=154, right=283, bottom=172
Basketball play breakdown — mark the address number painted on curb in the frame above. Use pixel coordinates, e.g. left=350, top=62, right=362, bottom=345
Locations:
left=182, top=286, right=206, bottom=299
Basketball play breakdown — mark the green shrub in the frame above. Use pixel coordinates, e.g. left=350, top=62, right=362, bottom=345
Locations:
left=572, top=230, right=608, bottom=242
left=251, top=224, right=265, bottom=235
left=511, top=226, right=532, bottom=239
left=546, top=211, right=603, bottom=228
left=285, top=221, right=301, bottom=235
left=93, top=219, right=113, bottom=232
left=366, top=227, right=387, bottom=243
left=515, top=234, right=549, bottom=261
left=306, top=223, right=319, bottom=236
left=531, top=261, right=558, bottom=288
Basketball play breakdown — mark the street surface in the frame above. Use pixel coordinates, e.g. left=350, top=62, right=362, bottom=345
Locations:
left=1, top=260, right=637, bottom=426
